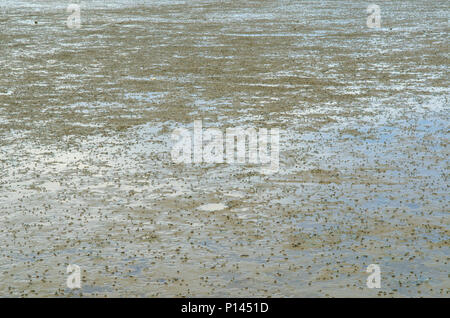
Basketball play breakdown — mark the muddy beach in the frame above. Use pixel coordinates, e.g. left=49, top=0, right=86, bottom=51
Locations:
left=0, top=0, right=448, bottom=297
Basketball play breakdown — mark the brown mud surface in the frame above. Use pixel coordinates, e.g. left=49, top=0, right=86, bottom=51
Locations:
left=0, top=0, right=448, bottom=297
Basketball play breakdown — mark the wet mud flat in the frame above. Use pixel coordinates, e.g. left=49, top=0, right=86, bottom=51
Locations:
left=0, top=1, right=448, bottom=297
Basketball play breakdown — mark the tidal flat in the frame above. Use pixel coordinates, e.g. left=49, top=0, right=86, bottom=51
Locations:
left=0, top=0, right=448, bottom=297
